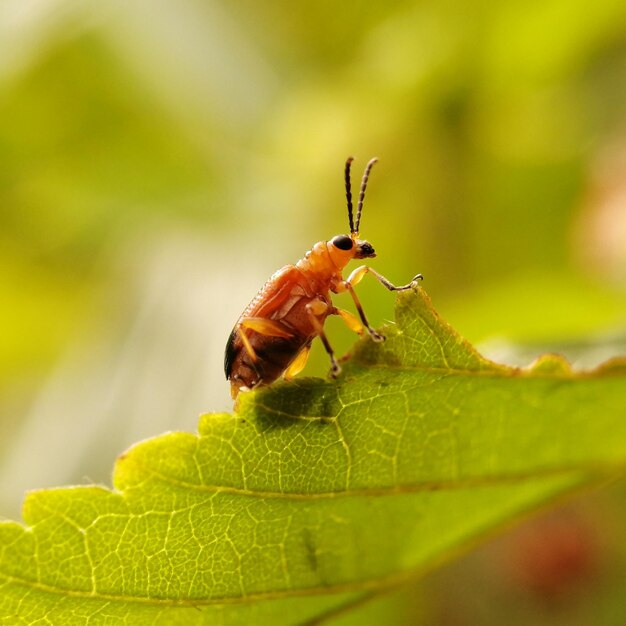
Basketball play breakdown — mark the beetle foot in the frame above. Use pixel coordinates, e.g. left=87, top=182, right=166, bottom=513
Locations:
left=330, top=362, right=342, bottom=378
left=369, top=330, right=385, bottom=342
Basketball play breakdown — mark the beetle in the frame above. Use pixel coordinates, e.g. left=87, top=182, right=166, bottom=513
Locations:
left=225, top=156, right=422, bottom=399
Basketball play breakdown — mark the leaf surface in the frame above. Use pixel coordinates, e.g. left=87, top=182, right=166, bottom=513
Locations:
left=1, top=288, right=625, bottom=625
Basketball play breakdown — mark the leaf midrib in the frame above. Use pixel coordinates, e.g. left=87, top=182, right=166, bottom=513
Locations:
left=0, top=467, right=593, bottom=608
left=0, top=563, right=455, bottom=607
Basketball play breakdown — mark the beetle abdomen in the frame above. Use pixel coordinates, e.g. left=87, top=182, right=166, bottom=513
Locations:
left=226, top=330, right=310, bottom=396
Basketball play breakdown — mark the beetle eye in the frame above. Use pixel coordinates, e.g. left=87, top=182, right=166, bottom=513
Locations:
left=331, top=235, right=353, bottom=251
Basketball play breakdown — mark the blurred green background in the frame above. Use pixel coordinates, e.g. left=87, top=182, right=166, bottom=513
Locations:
left=1, top=0, right=625, bottom=623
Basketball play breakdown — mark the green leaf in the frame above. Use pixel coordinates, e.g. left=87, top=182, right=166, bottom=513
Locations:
left=1, top=288, right=625, bottom=624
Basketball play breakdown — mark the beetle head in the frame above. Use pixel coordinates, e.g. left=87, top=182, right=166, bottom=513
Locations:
left=355, top=239, right=376, bottom=259
left=328, top=234, right=376, bottom=268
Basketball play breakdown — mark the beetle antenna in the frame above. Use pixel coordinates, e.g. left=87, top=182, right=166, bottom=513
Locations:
left=354, top=157, right=378, bottom=235
left=345, top=156, right=355, bottom=234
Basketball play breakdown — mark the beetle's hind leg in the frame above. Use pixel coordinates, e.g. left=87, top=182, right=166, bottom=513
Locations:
left=238, top=317, right=296, bottom=386
left=237, top=328, right=259, bottom=364
left=305, top=301, right=341, bottom=378
left=239, top=317, right=294, bottom=339
left=236, top=331, right=263, bottom=390
left=283, top=344, right=311, bottom=380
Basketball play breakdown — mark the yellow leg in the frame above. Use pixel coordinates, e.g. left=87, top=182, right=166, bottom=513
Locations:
left=306, top=301, right=341, bottom=377
left=240, top=317, right=294, bottom=338
left=340, top=267, right=423, bottom=343
left=238, top=331, right=258, bottom=363
left=335, top=307, right=364, bottom=335
left=307, top=299, right=328, bottom=316
left=345, top=265, right=423, bottom=291
left=342, top=281, right=384, bottom=342
left=345, top=264, right=368, bottom=287
left=283, top=344, right=311, bottom=380
left=238, top=316, right=293, bottom=365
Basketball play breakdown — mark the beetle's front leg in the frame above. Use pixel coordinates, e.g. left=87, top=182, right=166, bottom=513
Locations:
left=346, top=265, right=423, bottom=292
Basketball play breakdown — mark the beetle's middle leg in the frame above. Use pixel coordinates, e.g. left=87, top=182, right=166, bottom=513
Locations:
left=340, top=281, right=384, bottom=342
left=305, top=300, right=341, bottom=378
left=333, top=307, right=365, bottom=335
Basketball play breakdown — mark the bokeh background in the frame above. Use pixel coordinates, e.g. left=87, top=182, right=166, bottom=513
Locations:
left=1, top=1, right=625, bottom=623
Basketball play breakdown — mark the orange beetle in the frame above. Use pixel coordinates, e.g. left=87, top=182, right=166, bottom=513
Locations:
left=225, top=157, right=422, bottom=398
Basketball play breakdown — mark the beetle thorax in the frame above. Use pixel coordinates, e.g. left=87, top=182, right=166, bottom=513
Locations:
left=296, top=240, right=348, bottom=286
